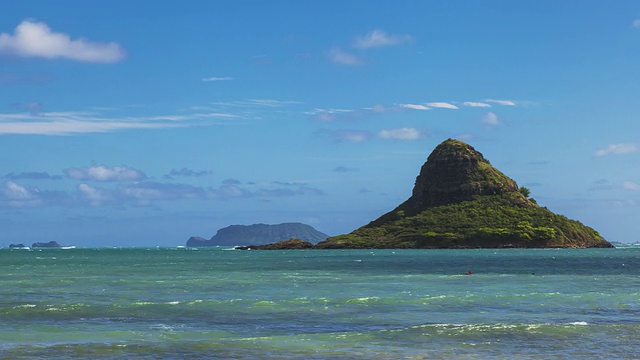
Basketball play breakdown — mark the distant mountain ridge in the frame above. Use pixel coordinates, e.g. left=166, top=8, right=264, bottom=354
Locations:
left=186, top=223, right=329, bottom=247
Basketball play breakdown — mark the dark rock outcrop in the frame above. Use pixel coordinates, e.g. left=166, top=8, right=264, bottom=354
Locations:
left=186, top=223, right=329, bottom=247
left=400, top=138, right=519, bottom=213
left=235, top=238, right=315, bottom=250
left=9, top=243, right=27, bottom=248
left=32, top=241, right=62, bottom=248
left=185, top=236, right=208, bottom=247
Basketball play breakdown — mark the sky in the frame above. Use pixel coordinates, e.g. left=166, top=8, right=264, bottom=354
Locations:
left=1, top=1, right=640, bottom=246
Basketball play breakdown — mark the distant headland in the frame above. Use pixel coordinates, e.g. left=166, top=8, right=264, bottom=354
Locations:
left=186, top=222, right=329, bottom=247
left=245, top=139, right=613, bottom=250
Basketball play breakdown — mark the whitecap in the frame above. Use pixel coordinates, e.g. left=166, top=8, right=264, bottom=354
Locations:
left=133, top=301, right=154, bottom=306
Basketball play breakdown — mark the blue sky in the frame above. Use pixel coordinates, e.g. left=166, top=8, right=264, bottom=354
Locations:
left=1, top=1, right=640, bottom=246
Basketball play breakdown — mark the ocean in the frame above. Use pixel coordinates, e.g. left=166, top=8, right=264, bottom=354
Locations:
left=1, top=247, right=639, bottom=359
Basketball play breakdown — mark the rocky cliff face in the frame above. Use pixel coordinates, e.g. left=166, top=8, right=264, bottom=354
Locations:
left=186, top=223, right=329, bottom=247
left=401, top=139, right=519, bottom=212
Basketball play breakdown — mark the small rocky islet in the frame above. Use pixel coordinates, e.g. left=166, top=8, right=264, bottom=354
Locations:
left=8, top=241, right=64, bottom=249
left=248, top=139, right=613, bottom=250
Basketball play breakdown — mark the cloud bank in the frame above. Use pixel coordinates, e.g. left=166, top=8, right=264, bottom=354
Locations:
left=65, top=165, right=147, bottom=182
left=4, top=171, right=60, bottom=180
left=0, top=20, right=126, bottom=63
left=0, top=109, right=240, bottom=136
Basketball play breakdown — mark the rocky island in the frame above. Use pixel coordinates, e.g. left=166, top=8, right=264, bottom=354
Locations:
left=32, top=241, right=63, bottom=248
left=186, top=222, right=328, bottom=247
left=255, top=139, right=612, bottom=250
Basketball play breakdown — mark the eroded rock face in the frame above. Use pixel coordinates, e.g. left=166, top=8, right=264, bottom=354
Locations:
left=403, top=139, right=519, bottom=211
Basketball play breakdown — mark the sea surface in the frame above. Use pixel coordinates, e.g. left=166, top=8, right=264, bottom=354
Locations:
left=1, top=247, right=639, bottom=359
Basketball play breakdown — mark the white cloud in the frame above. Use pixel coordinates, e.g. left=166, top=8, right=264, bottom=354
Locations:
left=633, top=19, right=640, bottom=28
left=0, top=118, right=181, bottom=135
left=482, top=112, right=500, bottom=125
left=202, top=76, right=233, bottom=82
left=78, top=183, right=113, bottom=205
left=427, top=102, right=459, bottom=110
left=378, top=127, right=422, bottom=140
left=594, top=143, right=640, bottom=157
left=463, top=102, right=491, bottom=108
left=65, top=165, right=146, bottom=182
left=623, top=181, right=640, bottom=191
left=4, top=181, right=34, bottom=200
left=485, top=99, right=517, bottom=106
left=0, top=20, right=125, bottom=63
left=329, top=48, right=363, bottom=65
left=400, top=104, right=430, bottom=110
left=0, top=109, right=240, bottom=136
left=353, top=29, right=412, bottom=49
left=332, top=129, right=372, bottom=143
left=308, top=107, right=368, bottom=122
left=0, top=181, right=45, bottom=207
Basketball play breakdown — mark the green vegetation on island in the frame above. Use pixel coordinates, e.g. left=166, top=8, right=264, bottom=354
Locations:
left=257, top=139, right=611, bottom=250
left=316, top=139, right=611, bottom=249
left=316, top=192, right=608, bottom=248
left=235, top=238, right=315, bottom=250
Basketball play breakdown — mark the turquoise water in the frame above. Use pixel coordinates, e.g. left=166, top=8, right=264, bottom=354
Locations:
left=1, top=247, right=639, bottom=359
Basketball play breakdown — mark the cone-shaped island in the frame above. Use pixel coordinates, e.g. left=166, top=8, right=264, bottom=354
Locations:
left=250, top=139, right=612, bottom=249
